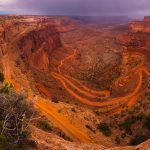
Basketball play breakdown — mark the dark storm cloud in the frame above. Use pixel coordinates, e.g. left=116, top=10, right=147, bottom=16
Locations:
left=1, top=0, right=150, bottom=17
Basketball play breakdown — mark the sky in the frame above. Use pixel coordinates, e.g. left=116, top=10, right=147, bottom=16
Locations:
left=0, top=0, right=150, bottom=18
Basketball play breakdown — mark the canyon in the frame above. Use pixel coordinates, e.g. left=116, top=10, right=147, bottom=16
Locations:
left=0, top=15, right=149, bottom=149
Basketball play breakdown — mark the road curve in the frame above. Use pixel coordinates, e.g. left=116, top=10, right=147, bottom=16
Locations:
left=63, top=74, right=110, bottom=98
left=58, top=49, right=76, bottom=74
left=57, top=49, right=110, bottom=99
left=52, top=72, right=109, bottom=99
left=52, top=67, right=149, bottom=107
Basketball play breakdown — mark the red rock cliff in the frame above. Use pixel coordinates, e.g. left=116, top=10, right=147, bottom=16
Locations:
left=18, top=25, right=62, bottom=72
left=129, top=16, right=150, bottom=33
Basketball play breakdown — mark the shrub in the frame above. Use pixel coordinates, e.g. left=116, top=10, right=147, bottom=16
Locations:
left=97, top=122, right=112, bottom=136
left=129, top=134, right=149, bottom=146
left=119, top=116, right=136, bottom=134
left=51, top=96, right=59, bottom=103
left=59, top=131, right=72, bottom=141
left=85, top=125, right=95, bottom=133
left=95, top=110, right=101, bottom=115
left=39, top=120, right=52, bottom=132
left=71, top=108, right=76, bottom=112
left=0, top=92, right=36, bottom=149
left=115, top=136, right=121, bottom=144
left=0, top=80, right=13, bottom=94
left=143, top=115, right=150, bottom=130
left=136, top=112, right=145, bottom=121
left=0, top=135, right=11, bottom=150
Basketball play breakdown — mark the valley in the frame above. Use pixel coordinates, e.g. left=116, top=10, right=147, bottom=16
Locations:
left=0, top=15, right=149, bottom=149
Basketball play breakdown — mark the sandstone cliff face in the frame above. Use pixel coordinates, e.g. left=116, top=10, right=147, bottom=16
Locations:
left=130, top=21, right=150, bottom=33
left=0, top=16, right=75, bottom=72
left=118, top=16, right=150, bottom=60
left=18, top=25, right=62, bottom=71
left=129, top=16, right=150, bottom=33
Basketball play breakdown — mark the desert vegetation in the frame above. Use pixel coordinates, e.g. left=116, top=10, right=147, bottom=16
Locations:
left=38, top=119, right=52, bottom=132
left=97, top=122, right=112, bottom=136
left=0, top=76, right=36, bottom=149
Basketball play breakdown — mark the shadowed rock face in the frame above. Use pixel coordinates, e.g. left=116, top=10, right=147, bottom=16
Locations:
left=18, top=25, right=62, bottom=71
left=130, top=16, right=150, bottom=33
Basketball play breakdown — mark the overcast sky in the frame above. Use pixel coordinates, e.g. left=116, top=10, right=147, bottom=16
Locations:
left=0, top=0, right=150, bottom=18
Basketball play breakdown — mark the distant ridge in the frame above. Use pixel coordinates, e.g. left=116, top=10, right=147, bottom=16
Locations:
left=72, top=16, right=130, bottom=25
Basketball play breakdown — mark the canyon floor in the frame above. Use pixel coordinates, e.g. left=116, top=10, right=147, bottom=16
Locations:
left=0, top=15, right=150, bottom=149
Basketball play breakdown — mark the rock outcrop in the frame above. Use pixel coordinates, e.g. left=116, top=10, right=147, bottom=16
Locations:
left=18, top=25, right=62, bottom=71
left=129, top=16, right=150, bottom=33
left=31, top=125, right=150, bottom=150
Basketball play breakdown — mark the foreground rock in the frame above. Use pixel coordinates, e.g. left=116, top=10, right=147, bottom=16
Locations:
left=31, top=126, right=150, bottom=150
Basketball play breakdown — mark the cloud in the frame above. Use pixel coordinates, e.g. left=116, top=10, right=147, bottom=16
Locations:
left=0, top=0, right=150, bottom=17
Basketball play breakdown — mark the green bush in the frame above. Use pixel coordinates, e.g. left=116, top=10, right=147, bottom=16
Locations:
left=97, top=122, right=112, bottom=136
left=0, top=92, right=36, bottom=149
left=39, top=120, right=52, bottom=132
left=0, top=80, right=13, bottom=94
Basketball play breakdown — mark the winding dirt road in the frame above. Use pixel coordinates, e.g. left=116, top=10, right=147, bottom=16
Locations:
left=51, top=68, right=146, bottom=107
left=58, top=49, right=77, bottom=74
left=52, top=49, right=149, bottom=110
left=57, top=49, right=110, bottom=99
left=63, top=74, right=110, bottom=98
left=52, top=72, right=109, bottom=99
left=1, top=30, right=92, bottom=143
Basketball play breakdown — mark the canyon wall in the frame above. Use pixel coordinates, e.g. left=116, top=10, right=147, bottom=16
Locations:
left=129, top=16, right=150, bottom=33
left=0, top=16, right=76, bottom=72
left=18, top=25, right=62, bottom=71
